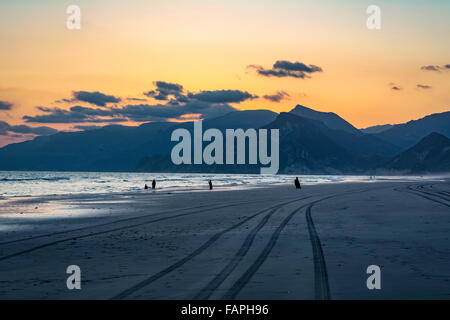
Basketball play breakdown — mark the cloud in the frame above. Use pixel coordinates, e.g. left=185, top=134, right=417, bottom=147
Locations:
left=0, top=100, right=13, bottom=110
left=417, top=84, right=432, bottom=89
left=421, top=65, right=441, bottom=72
left=420, top=64, right=450, bottom=72
left=263, top=91, right=290, bottom=102
left=73, top=91, right=121, bottom=106
left=55, top=98, right=74, bottom=104
left=0, top=120, right=58, bottom=136
left=23, top=106, right=126, bottom=123
left=24, top=108, right=85, bottom=123
left=69, top=106, right=115, bottom=116
left=144, top=81, right=185, bottom=101
left=23, top=82, right=257, bottom=123
left=388, top=82, right=402, bottom=91
left=112, top=101, right=237, bottom=122
left=126, top=97, right=148, bottom=102
left=24, top=100, right=237, bottom=124
left=188, top=90, right=258, bottom=103
left=273, top=61, right=322, bottom=73
left=0, top=121, right=9, bottom=135
left=248, top=60, right=323, bottom=79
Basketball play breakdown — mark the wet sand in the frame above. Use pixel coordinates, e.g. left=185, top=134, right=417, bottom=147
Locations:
left=0, top=179, right=449, bottom=299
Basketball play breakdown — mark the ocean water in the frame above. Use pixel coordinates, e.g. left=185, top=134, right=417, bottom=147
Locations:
left=0, top=171, right=428, bottom=198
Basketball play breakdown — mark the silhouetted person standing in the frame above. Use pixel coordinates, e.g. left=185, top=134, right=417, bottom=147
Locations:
left=294, top=177, right=301, bottom=189
left=152, top=179, right=156, bottom=190
left=144, top=184, right=148, bottom=190
left=209, top=180, right=213, bottom=190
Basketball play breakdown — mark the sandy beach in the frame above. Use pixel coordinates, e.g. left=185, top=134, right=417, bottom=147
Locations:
left=0, top=179, right=449, bottom=300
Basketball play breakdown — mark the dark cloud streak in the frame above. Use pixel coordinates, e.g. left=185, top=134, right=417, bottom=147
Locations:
left=144, top=81, right=184, bottom=101
left=73, top=91, right=121, bottom=106
left=188, top=90, right=257, bottom=103
left=249, top=60, right=323, bottom=79
left=263, top=91, right=290, bottom=102
left=22, top=82, right=258, bottom=124
left=0, top=100, right=13, bottom=110
left=420, top=64, right=450, bottom=72
left=0, top=120, right=58, bottom=136
left=23, top=107, right=126, bottom=123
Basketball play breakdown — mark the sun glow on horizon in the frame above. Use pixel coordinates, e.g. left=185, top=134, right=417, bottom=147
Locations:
left=0, top=0, right=449, bottom=147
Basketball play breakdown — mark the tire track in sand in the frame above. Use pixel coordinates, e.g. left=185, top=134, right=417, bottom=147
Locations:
left=221, top=188, right=377, bottom=300
left=193, top=199, right=308, bottom=300
left=0, top=200, right=270, bottom=262
left=110, top=195, right=313, bottom=300
left=404, top=185, right=450, bottom=208
left=0, top=199, right=263, bottom=246
left=305, top=201, right=330, bottom=300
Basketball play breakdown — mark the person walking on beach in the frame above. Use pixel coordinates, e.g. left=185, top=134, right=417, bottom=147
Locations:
left=294, top=177, right=301, bottom=189
left=152, top=179, right=156, bottom=190
left=209, top=180, right=213, bottom=190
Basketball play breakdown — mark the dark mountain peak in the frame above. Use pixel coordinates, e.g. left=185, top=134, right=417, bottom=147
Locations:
left=274, top=111, right=330, bottom=130
left=360, top=124, right=394, bottom=134
left=274, top=112, right=400, bottom=158
left=417, top=132, right=450, bottom=146
left=263, top=112, right=358, bottom=174
left=383, top=132, right=450, bottom=173
left=289, top=104, right=360, bottom=134
left=292, top=104, right=335, bottom=115
left=223, top=109, right=277, bottom=117
left=421, top=131, right=450, bottom=141
left=277, top=111, right=303, bottom=120
left=374, top=110, right=450, bottom=149
left=202, top=109, right=278, bottom=131
left=404, top=110, right=450, bottom=125
left=270, top=112, right=325, bottom=130
left=0, top=109, right=278, bottom=171
left=206, top=109, right=278, bottom=123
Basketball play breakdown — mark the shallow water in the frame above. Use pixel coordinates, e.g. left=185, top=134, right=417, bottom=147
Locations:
left=0, top=170, right=438, bottom=197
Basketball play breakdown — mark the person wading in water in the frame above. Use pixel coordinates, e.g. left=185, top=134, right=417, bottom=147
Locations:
left=152, top=179, right=156, bottom=190
left=208, top=180, right=213, bottom=190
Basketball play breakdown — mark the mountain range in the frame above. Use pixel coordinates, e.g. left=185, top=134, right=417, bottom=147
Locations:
left=0, top=105, right=449, bottom=174
left=363, top=111, right=450, bottom=149
left=383, top=132, right=450, bottom=173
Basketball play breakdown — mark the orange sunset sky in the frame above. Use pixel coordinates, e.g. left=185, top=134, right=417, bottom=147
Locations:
left=0, top=0, right=449, bottom=147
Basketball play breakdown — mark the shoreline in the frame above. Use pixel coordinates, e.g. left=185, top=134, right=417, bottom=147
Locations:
left=1, top=172, right=449, bottom=201
left=0, top=178, right=449, bottom=299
